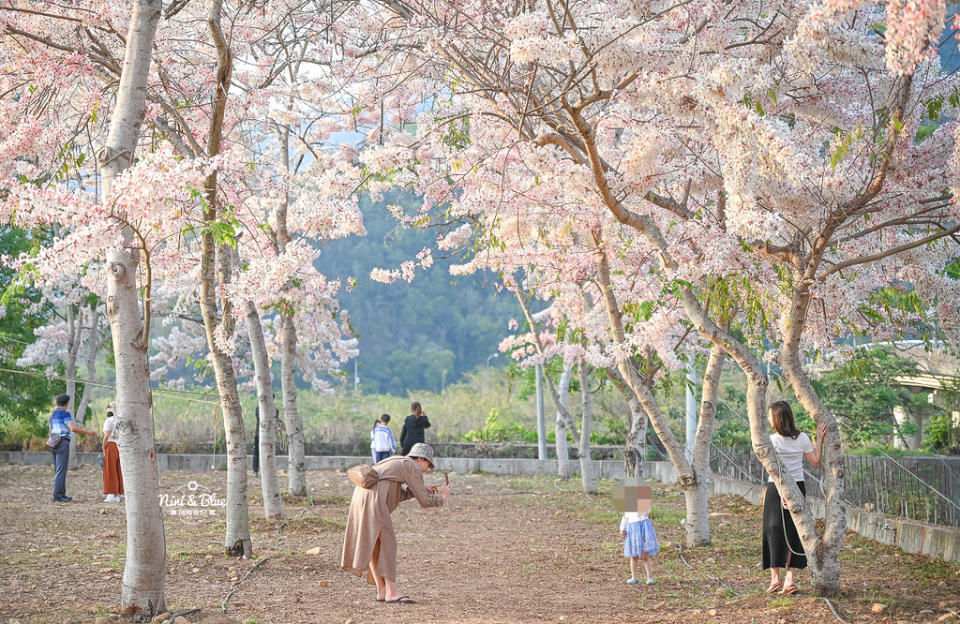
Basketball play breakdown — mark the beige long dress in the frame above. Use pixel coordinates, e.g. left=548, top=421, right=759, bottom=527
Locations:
left=340, top=455, right=443, bottom=583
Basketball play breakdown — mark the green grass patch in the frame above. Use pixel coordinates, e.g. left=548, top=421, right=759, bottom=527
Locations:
left=768, top=596, right=795, bottom=608
left=651, top=506, right=685, bottom=526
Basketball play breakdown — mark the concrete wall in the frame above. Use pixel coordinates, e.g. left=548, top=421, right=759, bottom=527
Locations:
left=4, top=451, right=957, bottom=563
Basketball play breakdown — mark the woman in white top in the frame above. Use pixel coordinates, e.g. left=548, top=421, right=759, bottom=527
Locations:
left=101, top=406, right=123, bottom=503
left=762, top=400, right=826, bottom=595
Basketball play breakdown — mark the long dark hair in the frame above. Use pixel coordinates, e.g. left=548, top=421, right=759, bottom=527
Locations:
left=769, top=401, right=801, bottom=439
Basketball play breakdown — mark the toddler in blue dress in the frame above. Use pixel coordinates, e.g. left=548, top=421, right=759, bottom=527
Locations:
left=617, top=479, right=659, bottom=585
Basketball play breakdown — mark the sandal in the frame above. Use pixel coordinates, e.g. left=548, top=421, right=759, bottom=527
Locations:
left=781, top=583, right=797, bottom=595
left=386, top=595, right=416, bottom=604
left=765, top=580, right=783, bottom=593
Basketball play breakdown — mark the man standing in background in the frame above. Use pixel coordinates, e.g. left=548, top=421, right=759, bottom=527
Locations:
left=48, top=393, right=96, bottom=502
left=400, top=401, right=431, bottom=456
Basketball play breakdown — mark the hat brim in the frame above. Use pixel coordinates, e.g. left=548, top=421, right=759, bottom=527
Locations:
left=412, top=455, right=434, bottom=469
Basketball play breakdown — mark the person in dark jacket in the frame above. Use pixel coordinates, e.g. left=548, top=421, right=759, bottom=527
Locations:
left=399, top=402, right=430, bottom=455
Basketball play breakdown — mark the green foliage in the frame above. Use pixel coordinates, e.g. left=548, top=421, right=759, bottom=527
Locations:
left=924, top=377, right=960, bottom=453
left=713, top=381, right=752, bottom=448
left=810, top=348, right=920, bottom=447
left=321, top=192, right=519, bottom=395
left=0, top=226, right=59, bottom=429
left=846, top=444, right=934, bottom=457
left=828, top=125, right=863, bottom=169
left=591, top=413, right=627, bottom=445
left=506, top=358, right=580, bottom=402
left=463, top=408, right=538, bottom=443
left=0, top=412, right=47, bottom=450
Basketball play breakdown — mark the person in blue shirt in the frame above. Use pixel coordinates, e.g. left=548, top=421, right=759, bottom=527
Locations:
left=48, top=393, right=96, bottom=502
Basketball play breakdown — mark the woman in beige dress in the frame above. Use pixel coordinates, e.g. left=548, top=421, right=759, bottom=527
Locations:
left=341, top=443, right=450, bottom=604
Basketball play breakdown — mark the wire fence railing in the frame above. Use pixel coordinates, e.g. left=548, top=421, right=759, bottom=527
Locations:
left=710, top=444, right=960, bottom=527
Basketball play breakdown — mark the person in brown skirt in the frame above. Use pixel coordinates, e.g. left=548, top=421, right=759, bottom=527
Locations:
left=101, top=405, right=123, bottom=503
left=341, top=443, right=450, bottom=604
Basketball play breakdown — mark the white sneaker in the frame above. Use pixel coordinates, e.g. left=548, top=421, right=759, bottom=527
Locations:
left=104, top=494, right=120, bottom=503
left=645, top=578, right=656, bottom=585
left=626, top=578, right=639, bottom=585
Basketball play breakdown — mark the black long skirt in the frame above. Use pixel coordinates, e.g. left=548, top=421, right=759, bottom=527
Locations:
left=761, top=481, right=807, bottom=570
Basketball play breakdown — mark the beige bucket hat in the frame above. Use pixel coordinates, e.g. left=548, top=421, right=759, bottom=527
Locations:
left=407, top=443, right=435, bottom=468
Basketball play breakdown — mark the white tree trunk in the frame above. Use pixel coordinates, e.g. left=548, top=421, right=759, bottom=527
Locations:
left=593, top=244, right=697, bottom=485
left=555, top=363, right=572, bottom=478
left=99, top=0, right=166, bottom=617
left=669, top=282, right=836, bottom=587
left=273, top=125, right=307, bottom=498
left=779, top=281, right=845, bottom=596
left=200, top=238, right=252, bottom=557
left=279, top=316, right=307, bottom=497
left=70, top=306, right=103, bottom=469
left=65, top=306, right=82, bottom=468
left=577, top=361, right=597, bottom=494
left=244, top=301, right=284, bottom=520
left=605, top=366, right=647, bottom=479
left=197, top=0, right=251, bottom=558
left=74, top=311, right=99, bottom=425
left=683, top=344, right=724, bottom=547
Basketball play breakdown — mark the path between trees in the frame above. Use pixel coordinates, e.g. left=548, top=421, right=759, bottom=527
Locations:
left=1, top=465, right=958, bottom=623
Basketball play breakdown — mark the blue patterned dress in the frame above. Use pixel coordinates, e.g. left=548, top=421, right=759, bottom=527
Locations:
left=621, top=512, right=660, bottom=557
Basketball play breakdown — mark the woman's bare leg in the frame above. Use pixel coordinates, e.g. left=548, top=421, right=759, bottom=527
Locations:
left=369, top=539, right=386, bottom=600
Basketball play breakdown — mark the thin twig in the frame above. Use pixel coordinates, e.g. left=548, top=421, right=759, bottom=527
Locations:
left=821, top=597, right=851, bottom=624
left=167, top=607, right=201, bottom=623
left=220, top=558, right=271, bottom=613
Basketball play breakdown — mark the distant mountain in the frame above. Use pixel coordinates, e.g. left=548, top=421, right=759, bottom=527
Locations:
left=319, top=193, right=518, bottom=395
left=942, top=6, right=960, bottom=72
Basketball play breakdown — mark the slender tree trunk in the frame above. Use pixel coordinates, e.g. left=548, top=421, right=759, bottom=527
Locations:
left=65, top=306, right=82, bottom=468
left=199, top=237, right=251, bottom=557
left=69, top=312, right=100, bottom=468
left=593, top=241, right=720, bottom=546
left=75, top=309, right=100, bottom=427
left=555, top=363, right=572, bottom=478
left=274, top=125, right=307, bottom=498
left=196, top=0, right=251, bottom=558
left=101, top=0, right=166, bottom=616
left=577, top=360, right=597, bottom=494
left=779, top=278, right=845, bottom=596
left=244, top=301, right=284, bottom=520
left=513, top=291, right=581, bottom=442
left=683, top=344, right=724, bottom=547
left=606, top=366, right=647, bottom=479
left=593, top=244, right=694, bottom=473
left=279, top=316, right=307, bottom=497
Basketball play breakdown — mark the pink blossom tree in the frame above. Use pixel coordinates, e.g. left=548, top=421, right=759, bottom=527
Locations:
left=1, top=0, right=173, bottom=614
left=347, top=0, right=960, bottom=594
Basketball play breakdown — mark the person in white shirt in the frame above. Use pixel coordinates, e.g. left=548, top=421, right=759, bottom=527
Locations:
left=101, top=404, right=123, bottom=503
left=762, top=400, right=826, bottom=595
left=370, top=414, right=397, bottom=463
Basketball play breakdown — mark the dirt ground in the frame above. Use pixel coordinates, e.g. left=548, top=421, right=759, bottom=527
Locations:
left=1, top=463, right=958, bottom=624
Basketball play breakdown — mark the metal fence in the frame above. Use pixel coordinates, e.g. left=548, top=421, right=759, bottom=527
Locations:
left=710, top=444, right=960, bottom=527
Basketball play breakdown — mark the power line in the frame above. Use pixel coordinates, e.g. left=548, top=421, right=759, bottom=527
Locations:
left=0, top=365, right=220, bottom=405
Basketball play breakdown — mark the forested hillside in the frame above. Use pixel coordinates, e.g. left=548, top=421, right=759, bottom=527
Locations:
left=320, top=193, right=518, bottom=395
